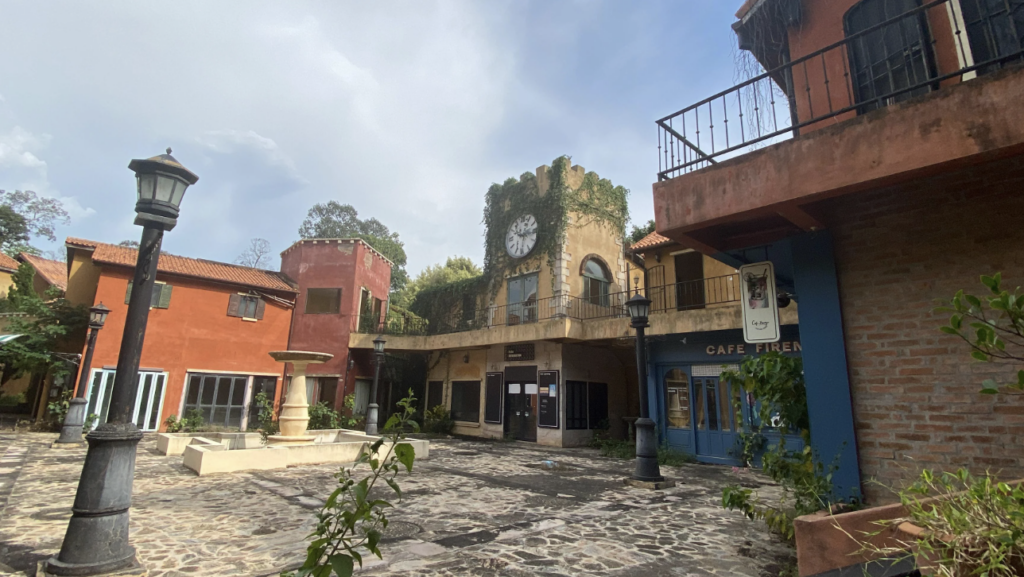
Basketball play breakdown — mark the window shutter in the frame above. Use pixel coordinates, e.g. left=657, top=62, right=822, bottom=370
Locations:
left=255, top=298, right=266, bottom=320
left=227, top=294, right=241, bottom=317
left=125, top=281, right=133, bottom=304
left=158, top=284, right=172, bottom=309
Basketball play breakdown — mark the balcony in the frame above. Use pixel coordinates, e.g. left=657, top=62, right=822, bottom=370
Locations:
left=351, top=275, right=746, bottom=350
left=654, top=0, right=1024, bottom=253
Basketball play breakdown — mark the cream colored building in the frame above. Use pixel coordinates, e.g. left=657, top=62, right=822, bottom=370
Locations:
left=351, top=158, right=777, bottom=448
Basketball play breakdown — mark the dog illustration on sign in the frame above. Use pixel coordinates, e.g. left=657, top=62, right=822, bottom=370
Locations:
left=745, top=271, right=770, bottom=309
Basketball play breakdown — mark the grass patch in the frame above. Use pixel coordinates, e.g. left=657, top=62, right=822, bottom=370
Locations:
left=593, top=439, right=696, bottom=466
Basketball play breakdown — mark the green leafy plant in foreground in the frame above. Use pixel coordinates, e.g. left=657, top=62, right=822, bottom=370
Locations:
left=283, top=392, right=419, bottom=577
left=849, top=468, right=1024, bottom=577
left=938, top=273, right=1024, bottom=394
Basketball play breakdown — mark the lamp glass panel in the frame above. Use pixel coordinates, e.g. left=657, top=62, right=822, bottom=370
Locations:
left=169, top=180, right=187, bottom=207
left=154, top=173, right=177, bottom=202
left=137, top=174, right=157, bottom=201
left=373, top=339, right=385, bottom=353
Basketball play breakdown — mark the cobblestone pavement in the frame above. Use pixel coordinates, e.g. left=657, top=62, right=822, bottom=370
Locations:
left=0, top=433, right=794, bottom=577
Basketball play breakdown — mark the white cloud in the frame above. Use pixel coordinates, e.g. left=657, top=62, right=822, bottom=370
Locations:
left=0, top=126, right=49, bottom=171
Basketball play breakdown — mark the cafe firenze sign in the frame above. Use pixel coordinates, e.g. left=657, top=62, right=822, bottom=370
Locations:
left=739, top=261, right=781, bottom=344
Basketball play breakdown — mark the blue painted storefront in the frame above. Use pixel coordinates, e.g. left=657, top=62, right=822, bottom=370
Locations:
left=648, top=325, right=805, bottom=467
left=646, top=230, right=863, bottom=498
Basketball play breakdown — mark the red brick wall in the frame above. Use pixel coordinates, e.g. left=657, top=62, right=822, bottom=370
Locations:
left=816, top=154, right=1024, bottom=503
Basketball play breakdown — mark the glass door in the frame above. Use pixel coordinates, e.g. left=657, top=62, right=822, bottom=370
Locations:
left=692, top=376, right=741, bottom=463
left=662, top=368, right=694, bottom=454
left=86, top=369, right=168, bottom=432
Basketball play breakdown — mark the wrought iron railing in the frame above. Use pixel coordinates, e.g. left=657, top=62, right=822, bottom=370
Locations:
left=358, top=274, right=741, bottom=337
left=657, top=0, right=1024, bottom=181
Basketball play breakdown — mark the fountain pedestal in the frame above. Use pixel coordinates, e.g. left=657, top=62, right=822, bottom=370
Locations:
left=266, top=351, right=333, bottom=446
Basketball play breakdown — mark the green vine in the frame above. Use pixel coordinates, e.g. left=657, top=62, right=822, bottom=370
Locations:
left=408, top=156, right=629, bottom=332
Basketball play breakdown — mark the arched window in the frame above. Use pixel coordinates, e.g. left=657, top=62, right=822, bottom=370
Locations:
left=845, top=0, right=936, bottom=113
left=581, top=256, right=611, bottom=306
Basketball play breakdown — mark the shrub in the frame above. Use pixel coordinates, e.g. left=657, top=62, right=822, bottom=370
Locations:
left=0, top=392, right=26, bottom=407
left=309, top=401, right=342, bottom=431
left=250, top=391, right=278, bottom=443
left=164, top=409, right=205, bottom=433
left=423, top=405, right=454, bottom=435
left=339, top=394, right=363, bottom=430
left=854, top=469, right=1024, bottom=577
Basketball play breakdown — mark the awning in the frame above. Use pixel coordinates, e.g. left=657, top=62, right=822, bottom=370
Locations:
left=0, top=334, right=24, bottom=344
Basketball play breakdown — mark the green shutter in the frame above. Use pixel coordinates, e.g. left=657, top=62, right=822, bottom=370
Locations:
left=157, top=284, right=172, bottom=309
left=125, top=281, right=133, bottom=304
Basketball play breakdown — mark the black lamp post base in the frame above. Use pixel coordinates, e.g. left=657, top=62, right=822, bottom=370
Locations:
left=47, top=424, right=143, bottom=576
left=55, top=398, right=89, bottom=445
left=632, top=417, right=665, bottom=483
left=44, top=549, right=139, bottom=577
left=365, top=403, right=379, bottom=436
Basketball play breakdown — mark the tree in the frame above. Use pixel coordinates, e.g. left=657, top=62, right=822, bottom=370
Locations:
left=298, top=201, right=409, bottom=292
left=0, top=205, right=30, bottom=256
left=628, top=219, right=656, bottom=246
left=118, top=240, right=140, bottom=249
left=0, top=190, right=70, bottom=242
left=0, top=263, right=88, bottom=386
left=393, top=256, right=481, bottom=308
left=236, top=238, right=273, bottom=268
left=939, top=273, right=1024, bottom=394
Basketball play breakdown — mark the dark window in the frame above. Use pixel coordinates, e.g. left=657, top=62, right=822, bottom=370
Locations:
left=582, top=259, right=611, bottom=306
left=125, top=281, right=172, bottom=309
left=450, top=380, right=481, bottom=423
left=427, top=380, right=444, bottom=410
left=566, top=381, right=608, bottom=430
left=306, top=288, right=342, bottom=314
left=183, top=373, right=250, bottom=428
left=960, top=0, right=1024, bottom=72
left=674, top=252, right=705, bottom=310
left=566, top=381, right=588, bottom=430
left=227, top=294, right=265, bottom=319
left=845, top=0, right=936, bottom=113
left=484, top=373, right=503, bottom=424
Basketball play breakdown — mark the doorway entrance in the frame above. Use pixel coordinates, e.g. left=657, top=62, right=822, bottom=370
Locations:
left=504, top=365, right=538, bottom=442
left=661, top=364, right=742, bottom=464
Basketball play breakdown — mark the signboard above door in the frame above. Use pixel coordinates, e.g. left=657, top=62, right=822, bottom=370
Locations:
left=739, top=261, right=781, bottom=344
left=505, top=344, right=535, bottom=361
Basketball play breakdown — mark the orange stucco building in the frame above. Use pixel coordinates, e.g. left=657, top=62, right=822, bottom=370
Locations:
left=65, top=238, right=298, bottom=431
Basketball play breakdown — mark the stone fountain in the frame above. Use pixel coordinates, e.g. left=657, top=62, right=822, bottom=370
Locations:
left=267, top=350, right=333, bottom=446
left=158, top=349, right=430, bottom=476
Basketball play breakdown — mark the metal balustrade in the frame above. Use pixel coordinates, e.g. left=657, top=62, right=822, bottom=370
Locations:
left=358, top=274, right=741, bottom=337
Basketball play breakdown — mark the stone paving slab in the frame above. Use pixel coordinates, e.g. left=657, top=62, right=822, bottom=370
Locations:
left=0, top=434, right=793, bottom=577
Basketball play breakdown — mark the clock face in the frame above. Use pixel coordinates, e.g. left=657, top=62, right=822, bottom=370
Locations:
left=506, top=214, right=538, bottom=258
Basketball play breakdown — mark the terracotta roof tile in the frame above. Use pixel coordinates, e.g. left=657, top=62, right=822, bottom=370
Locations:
left=18, top=253, right=68, bottom=291
left=0, top=253, right=19, bottom=273
left=66, top=237, right=297, bottom=294
left=628, top=231, right=676, bottom=253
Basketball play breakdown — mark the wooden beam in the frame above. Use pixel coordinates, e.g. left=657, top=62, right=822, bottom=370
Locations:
left=776, top=203, right=824, bottom=231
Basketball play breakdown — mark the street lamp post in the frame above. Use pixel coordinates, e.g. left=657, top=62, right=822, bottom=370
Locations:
left=56, top=303, right=111, bottom=444
left=365, top=335, right=386, bottom=435
left=626, top=292, right=664, bottom=483
left=46, top=149, right=198, bottom=576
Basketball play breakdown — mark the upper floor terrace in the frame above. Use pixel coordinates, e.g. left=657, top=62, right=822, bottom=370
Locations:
left=654, top=0, right=1024, bottom=253
left=349, top=273, right=797, bottom=352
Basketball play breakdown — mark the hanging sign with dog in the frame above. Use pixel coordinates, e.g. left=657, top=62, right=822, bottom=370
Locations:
left=739, top=261, right=781, bottom=344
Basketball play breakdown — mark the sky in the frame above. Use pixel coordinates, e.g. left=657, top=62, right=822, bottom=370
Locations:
left=0, top=1, right=743, bottom=277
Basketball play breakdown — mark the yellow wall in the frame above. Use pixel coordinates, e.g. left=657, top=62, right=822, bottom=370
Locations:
left=0, top=270, right=14, bottom=299
left=66, top=248, right=101, bottom=307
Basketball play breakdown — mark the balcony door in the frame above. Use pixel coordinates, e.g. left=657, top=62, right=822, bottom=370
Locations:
left=507, top=273, right=538, bottom=325
left=674, top=252, right=705, bottom=310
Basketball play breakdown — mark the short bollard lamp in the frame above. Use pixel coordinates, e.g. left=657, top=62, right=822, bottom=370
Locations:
left=365, top=335, right=386, bottom=435
left=55, top=302, right=111, bottom=444
left=47, top=149, right=198, bottom=576
left=626, top=292, right=665, bottom=483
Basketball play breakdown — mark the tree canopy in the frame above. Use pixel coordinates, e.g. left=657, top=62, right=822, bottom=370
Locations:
left=0, top=263, right=88, bottom=386
left=236, top=238, right=272, bottom=268
left=298, top=201, right=408, bottom=292
left=393, top=256, right=481, bottom=308
left=0, top=190, right=71, bottom=257
left=628, top=219, right=656, bottom=246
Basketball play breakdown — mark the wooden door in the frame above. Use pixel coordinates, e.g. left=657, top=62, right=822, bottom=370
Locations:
left=674, top=252, right=705, bottom=310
